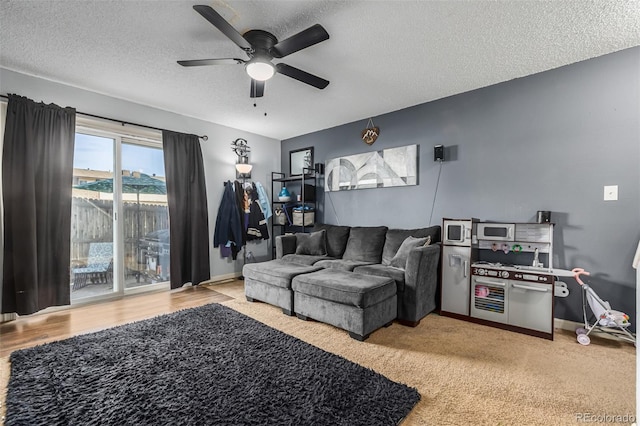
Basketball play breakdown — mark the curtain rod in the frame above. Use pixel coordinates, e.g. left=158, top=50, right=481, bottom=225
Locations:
left=0, top=94, right=208, bottom=141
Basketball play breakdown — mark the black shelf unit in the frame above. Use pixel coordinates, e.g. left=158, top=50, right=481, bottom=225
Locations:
left=271, top=168, right=317, bottom=258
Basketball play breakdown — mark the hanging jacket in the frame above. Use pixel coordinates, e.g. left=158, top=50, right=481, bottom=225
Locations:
left=246, top=183, right=270, bottom=241
left=213, top=181, right=243, bottom=259
left=255, top=181, right=272, bottom=220
left=234, top=180, right=247, bottom=248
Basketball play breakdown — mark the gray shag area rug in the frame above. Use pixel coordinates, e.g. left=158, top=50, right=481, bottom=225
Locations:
left=6, top=303, right=420, bottom=425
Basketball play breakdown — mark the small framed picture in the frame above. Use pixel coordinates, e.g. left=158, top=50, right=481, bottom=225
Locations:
left=289, top=147, right=313, bottom=176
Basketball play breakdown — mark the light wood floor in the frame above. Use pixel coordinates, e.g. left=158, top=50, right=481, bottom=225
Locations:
left=0, top=282, right=236, bottom=358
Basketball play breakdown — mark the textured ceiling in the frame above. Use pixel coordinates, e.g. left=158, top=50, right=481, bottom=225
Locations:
left=1, top=0, right=639, bottom=140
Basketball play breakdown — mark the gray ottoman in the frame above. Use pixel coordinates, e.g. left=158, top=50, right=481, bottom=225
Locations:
left=243, top=260, right=322, bottom=315
left=292, top=269, right=397, bottom=341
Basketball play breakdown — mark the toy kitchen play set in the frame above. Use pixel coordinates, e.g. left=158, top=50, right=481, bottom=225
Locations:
left=440, top=217, right=569, bottom=340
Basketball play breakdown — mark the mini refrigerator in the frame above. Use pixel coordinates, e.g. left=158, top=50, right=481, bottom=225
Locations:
left=440, top=218, right=477, bottom=317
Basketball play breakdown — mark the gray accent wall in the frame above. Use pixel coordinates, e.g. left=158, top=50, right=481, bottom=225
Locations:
left=282, top=47, right=640, bottom=327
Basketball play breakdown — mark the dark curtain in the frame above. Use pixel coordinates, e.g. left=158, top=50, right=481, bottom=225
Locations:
left=2, top=94, right=76, bottom=315
left=162, top=130, right=210, bottom=289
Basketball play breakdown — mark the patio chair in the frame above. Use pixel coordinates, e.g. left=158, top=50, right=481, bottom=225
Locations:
left=72, top=242, right=113, bottom=291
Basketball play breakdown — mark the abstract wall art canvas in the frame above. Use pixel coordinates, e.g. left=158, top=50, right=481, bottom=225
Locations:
left=325, top=144, right=418, bottom=192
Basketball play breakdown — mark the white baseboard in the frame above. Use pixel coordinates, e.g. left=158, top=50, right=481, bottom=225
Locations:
left=200, top=272, right=241, bottom=286
left=554, top=317, right=633, bottom=342
left=554, top=318, right=583, bottom=332
left=1, top=312, right=17, bottom=323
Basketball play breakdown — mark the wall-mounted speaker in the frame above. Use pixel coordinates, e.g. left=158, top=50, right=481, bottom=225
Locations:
left=434, top=145, right=444, bottom=161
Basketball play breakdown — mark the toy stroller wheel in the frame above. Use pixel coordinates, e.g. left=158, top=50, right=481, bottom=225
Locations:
left=577, top=334, right=591, bottom=345
left=575, top=327, right=586, bottom=335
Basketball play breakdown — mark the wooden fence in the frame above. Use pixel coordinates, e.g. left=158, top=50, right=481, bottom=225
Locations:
left=70, top=198, right=169, bottom=267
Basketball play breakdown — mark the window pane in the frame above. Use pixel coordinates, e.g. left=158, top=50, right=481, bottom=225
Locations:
left=122, top=142, right=170, bottom=288
left=70, top=133, right=115, bottom=300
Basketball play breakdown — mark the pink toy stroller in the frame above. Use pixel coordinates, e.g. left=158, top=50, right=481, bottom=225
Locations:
left=571, top=268, right=636, bottom=346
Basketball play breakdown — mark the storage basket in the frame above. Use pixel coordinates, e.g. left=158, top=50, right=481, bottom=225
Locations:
left=273, top=208, right=288, bottom=225
left=292, top=210, right=314, bottom=227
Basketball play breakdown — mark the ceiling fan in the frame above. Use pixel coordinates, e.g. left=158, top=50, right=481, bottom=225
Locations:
left=178, top=5, right=330, bottom=98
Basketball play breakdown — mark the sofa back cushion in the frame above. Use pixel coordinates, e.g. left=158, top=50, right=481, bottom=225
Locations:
left=342, top=226, right=388, bottom=263
left=312, top=224, right=351, bottom=258
left=381, top=226, right=441, bottom=265
left=295, top=230, right=327, bottom=256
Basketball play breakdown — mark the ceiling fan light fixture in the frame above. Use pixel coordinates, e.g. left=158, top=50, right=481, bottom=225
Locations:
left=181, top=6, right=330, bottom=97
left=246, top=60, right=275, bottom=81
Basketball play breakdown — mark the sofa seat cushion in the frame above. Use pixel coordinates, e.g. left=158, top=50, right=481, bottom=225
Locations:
left=342, top=226, right=388, bottom=263
left=381, top=226, right=441, bottom=265
left=314, top=259, right=374, bottom=272
left=281, top=254, right=334, bottom=266
left=292, top=269, right=396, bottom=309
left=352, top=264, right=406, bottom=292
left=242, top=260, right=321, bottom=289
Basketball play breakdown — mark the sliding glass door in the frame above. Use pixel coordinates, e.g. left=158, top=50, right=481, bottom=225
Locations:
left=70, top=129, right=170, bottom=302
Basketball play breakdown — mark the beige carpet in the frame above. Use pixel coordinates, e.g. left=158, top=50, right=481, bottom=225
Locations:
left=212, top=281, right=636, bottom=426
left=1, top=281, right=635, bottom=425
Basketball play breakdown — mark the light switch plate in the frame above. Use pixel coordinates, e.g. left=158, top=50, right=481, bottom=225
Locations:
left=604, top=185, right=618, bottom=201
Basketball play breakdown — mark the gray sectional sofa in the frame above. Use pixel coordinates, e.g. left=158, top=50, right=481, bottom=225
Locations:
left=242, top=224, right=441, bottom=340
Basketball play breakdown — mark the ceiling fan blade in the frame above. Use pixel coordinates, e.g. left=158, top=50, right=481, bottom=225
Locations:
left=193, top=5, right=252, bottom=51
left=178, top=58, right=245, bottom=67
left=271, top=24, right=329, bottom=58
left=275, top=63, right=329, bottom=89
left=250, top=80, right=265, bottom=98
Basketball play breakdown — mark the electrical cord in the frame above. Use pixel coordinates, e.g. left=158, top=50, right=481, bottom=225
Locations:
left=428, top=159, right=443, bottom=226
left=325, top=190, right=340, bottom=225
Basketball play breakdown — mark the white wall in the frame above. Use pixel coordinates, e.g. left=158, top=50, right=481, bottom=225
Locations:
left=0, top=68, right=281, bottom=281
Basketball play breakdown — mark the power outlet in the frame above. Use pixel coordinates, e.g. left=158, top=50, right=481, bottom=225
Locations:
left=604, top=185, right=618, bottom=201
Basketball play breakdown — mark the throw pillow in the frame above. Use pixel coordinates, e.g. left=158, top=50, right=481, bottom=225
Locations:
left=295, top=230, right=327, bottom=256
left=381, top=226, right=440, bottom=265
left=389, top=236, right=431, bottom=269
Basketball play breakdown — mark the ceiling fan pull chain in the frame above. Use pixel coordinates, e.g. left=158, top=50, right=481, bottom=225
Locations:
left=252, top=79, right=256, bottom=106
